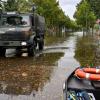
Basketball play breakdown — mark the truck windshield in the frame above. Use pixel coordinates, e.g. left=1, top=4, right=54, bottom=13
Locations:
left=0, top=15, right=30, bottom=27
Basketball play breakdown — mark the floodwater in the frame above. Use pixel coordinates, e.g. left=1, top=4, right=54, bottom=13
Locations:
left=0, top=32, right=98, bottom=100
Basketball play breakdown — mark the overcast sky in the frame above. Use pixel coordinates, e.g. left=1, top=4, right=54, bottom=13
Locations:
left=59, top=0, right=81, bottom=20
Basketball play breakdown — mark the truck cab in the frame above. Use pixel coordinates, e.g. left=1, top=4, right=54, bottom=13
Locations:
left=0, top=12, right=45, bottom=56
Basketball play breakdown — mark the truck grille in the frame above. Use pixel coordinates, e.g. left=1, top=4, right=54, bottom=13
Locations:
left=0, top=32, right=28, bottom=41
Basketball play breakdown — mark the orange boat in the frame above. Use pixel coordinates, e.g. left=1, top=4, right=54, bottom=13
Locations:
left=75, top=68, right=100, bottom=81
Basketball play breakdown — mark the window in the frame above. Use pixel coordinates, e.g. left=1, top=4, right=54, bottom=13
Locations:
left=0, top=15, right=30, bottom=27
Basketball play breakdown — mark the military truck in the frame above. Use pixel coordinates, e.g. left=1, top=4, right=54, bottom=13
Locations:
left=0, top=12, right=45, bottom=56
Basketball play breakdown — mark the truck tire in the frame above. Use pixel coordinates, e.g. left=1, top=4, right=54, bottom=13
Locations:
left=0, top=47, right=6, bottom=57
left=28, top=40, right=36, bottom=56
left=16, top=47, right=22, bottom=56
left=28, top=45, right=35, bottom=56
left=38, top=40, right=44, bottom=50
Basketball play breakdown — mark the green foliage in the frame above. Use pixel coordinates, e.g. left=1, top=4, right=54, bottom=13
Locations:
left=87, top=0, right=100, bottom=18
left=4, top=0, right=29, bottom=12
left=4, top=0, right=18, bottom=11
left=75, top=0, right=96, bottom=29
left=31, top=0, right=70, bottom=29
left=0, top=0, right=4, bottom=11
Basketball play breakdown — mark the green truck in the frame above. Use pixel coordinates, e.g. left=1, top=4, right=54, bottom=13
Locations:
left=0, top=11, right=45, bottom=56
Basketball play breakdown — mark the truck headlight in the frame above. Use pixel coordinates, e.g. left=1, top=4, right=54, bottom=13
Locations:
left=21, top=42, right=27, bottom=46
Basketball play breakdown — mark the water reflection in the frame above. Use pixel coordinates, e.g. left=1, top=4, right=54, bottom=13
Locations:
left=75, top=34, right=100, bottom=67
left=0, top=52, right=64, bottom=96
left=75, top=35, right=96, bottom=66
left=93, top=36, right=100, bottom=66
left=45, top=33, right=69, bottom=46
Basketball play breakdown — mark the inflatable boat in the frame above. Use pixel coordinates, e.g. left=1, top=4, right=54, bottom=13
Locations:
left=63, top=67, right=100, bottom=100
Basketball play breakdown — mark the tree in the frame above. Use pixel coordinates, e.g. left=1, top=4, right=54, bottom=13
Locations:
left=0, top=0, right=5, bottom=12
left=75, top=0, right=96, bottom=33
left=4, top=0, right=18, bottom=11
left=87, top=0, right=100, bottom=18
left=4, top=0, right=29, bottom=12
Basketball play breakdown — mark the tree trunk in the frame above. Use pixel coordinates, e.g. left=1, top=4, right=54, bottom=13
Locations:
left=83, top=28, right=85, bottom=36
left=92, top=27, right=94, bottom=36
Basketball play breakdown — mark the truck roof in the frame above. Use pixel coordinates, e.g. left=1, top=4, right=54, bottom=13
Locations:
left=1, top=12, right=33, bottom=16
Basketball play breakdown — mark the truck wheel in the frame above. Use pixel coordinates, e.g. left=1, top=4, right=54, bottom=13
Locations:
left=38, top=40, right=44, bottom=50
left=0, top=47, right=6, bottom=57
left=28, top=45, right=35, bottom=56
left=16, top=48, right=22, bottom=56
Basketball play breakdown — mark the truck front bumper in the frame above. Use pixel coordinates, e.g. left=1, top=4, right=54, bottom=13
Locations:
left=0, top=41, right=29, bottom=48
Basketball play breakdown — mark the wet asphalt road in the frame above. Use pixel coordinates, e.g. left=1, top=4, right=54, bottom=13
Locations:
left=0, top=32, right=83, bottom=100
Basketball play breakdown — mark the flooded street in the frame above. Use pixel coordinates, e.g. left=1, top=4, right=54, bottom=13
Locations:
left=0, top=31, right=96, bottom=100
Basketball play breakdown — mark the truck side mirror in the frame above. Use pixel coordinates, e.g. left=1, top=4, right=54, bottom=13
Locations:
left=32, top=4, right=37, bottom=12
